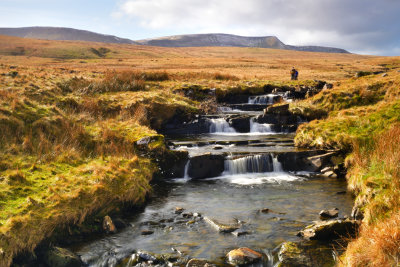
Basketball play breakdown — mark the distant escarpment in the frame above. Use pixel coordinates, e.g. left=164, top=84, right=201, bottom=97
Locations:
left=137, top=33, right=349, bottom=54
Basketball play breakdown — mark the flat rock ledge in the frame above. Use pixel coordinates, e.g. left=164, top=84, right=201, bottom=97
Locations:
left=297, top=219, right=359, bottom=240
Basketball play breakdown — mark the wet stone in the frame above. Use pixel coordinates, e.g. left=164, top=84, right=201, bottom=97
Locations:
left=140, top=221, right=160, bottom=226
left=204, top=217, right=240, bottom=233
left=175, top=207, right=185, bottom=214
left=319, top=208, right=339, bottom=219
left=231, top=229, right=250, bottom=237
left=141, top=230, right=154, bottom=235
left=260, top=208, right=270, bottom=213
left=226, top=247, right=262, bottom=266
left=182, top=212, right=193, bottom=218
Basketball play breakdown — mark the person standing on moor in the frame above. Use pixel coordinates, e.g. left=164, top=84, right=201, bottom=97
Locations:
left=290, top=67, right=299, bottom=80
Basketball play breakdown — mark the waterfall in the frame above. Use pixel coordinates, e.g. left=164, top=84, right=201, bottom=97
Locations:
left=250, top=118, right=274, bottom=133
left=183, top=160, right=190, bottom=179
left=272, top=156, right=283, bottom=172
left=224, top=154, right=282, bottom=175
left=248, top=94, right=277, bottom=105
left=217, top=106, right=233, bottom=113
left=209, top=118, right=236, bottom=133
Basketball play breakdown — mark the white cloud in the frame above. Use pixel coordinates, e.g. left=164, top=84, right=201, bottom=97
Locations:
left=115, top=0, right=400, bottom=55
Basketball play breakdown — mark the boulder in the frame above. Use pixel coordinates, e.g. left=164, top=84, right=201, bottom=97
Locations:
left=44, top=247, right=82, bottom=267
left=278, top=242, right=311, bottom=267
left=228, top=116, right=250, bottom=133
left=188, top=154, right=225, bottom=179
left=103, top=215, right=116, bottom=233
left=204, top=217, right=240, bottom=233
left=226, top=247, right=262, bottom=266
left=297, top=219, right=359, bottom=240
left=319, top=208, right=339, bottom=219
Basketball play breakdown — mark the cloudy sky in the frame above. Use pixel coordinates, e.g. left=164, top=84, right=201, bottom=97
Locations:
left=1, top=0, right=400, bottom=55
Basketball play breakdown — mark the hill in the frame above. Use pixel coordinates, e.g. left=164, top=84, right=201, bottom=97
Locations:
left=0, top=26, right=137, bottom=44
left=136, top=33, right=349, bottom=53
left=0, top=27, right=348, bottom=53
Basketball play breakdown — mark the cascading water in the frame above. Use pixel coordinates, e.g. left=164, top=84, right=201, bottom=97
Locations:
left=224, top=154, right=282, bottom=175
left=250, top=118, right=274, bottom=133
left=209, top=118, right=236, bottom=133
left=248, top=94, right=278, bottom=105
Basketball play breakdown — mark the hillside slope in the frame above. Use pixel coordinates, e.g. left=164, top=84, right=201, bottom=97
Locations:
left=0, top=26, right=137, bottom=44
left=0, top=28, right=348, bottom=53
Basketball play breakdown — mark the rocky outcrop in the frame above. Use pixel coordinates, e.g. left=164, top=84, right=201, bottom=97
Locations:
left=226, top=247, right=263, bottom=266
left=297, top=219, right=359, bottom=240
left=188, top=154, right=225, bottom=179
left=277, top=150, right=333, bottom=172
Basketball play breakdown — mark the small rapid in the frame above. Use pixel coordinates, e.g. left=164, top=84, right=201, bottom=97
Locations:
left=248, top=94, right=279, bottom=105
left=71, top=91, right=353, bottom=267
left=209, top=118, right=236, bottom=133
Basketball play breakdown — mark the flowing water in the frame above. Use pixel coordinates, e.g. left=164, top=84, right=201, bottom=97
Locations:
left=72, top=95, right=353, bottom=267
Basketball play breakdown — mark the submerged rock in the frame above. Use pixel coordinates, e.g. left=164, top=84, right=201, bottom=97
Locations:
left=226, top=247, right=262, bottom=266
left=44, top=246, right=82, bottom=267
left=186, top=258, right=217, bottom=267
left=319, top=208, right=339, bottom=219
left=297, top=219, right=359, bottom=240
left=278, top=242, right=311, bottom=267
left=204, top=217, right=240, bottom=233
left=231, top=229, right=250, bottom=237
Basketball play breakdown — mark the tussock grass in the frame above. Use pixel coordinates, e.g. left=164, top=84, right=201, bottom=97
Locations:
left=0, top=69, right=196, bottom=266
left=292, top=70, right=400, bottom=266
left=341, top=124, right=400, bottom=267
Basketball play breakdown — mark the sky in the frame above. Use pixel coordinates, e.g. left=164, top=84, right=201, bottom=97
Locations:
left=1, top=0, right=400, bottom=56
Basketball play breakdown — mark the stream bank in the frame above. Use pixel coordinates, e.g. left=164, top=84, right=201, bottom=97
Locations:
left=62, top=85, right=355, bottom=267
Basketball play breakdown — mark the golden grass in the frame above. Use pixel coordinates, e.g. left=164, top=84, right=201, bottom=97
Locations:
left=341, top=125, right=400, bottom=267
left=1, top=34, right=400, bottom=266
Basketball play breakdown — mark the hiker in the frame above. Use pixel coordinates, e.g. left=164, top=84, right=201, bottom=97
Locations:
left=290, top=67, right=299, bottom=80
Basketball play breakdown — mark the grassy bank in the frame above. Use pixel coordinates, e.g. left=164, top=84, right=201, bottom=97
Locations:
left=292, top=69, right=400, bottom=266
left=0, top=68, right=198, bottom=266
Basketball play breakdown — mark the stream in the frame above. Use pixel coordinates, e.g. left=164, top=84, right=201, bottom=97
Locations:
left=71, top=92, right=354, bottom=267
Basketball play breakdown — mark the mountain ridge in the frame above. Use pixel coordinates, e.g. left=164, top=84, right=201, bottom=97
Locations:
left=0, top=27, right=349, bottom=54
